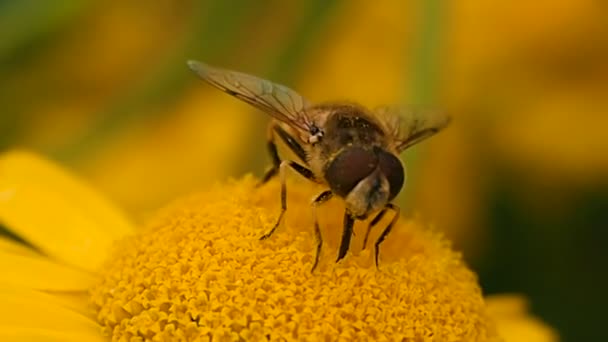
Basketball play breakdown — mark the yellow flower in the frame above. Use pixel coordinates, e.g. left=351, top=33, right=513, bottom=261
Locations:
left=0, top=151, right=556, bottom=341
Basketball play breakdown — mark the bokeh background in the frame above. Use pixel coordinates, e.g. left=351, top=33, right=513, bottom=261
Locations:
left=1, top=1, right=607, bottom=340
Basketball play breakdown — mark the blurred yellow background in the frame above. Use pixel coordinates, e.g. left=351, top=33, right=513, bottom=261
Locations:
left=1, top=1, right=606, bottom=341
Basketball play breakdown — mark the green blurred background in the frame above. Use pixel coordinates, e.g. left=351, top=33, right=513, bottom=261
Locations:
left=1, top=1, right=607, bottom=340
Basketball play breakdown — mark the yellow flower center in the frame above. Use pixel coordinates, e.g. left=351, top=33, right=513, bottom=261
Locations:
left=91, top=177, right=501, bottom=341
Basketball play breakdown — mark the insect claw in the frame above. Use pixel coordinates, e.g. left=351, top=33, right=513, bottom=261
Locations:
left=259, top=211, right=284, bottom=240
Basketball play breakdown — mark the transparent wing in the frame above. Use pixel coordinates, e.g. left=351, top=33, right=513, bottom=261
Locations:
left=188, top=60, right=313, bottom=133
left=374, top=106, right=451, bottom=152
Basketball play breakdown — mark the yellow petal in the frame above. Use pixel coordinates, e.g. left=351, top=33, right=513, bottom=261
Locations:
left=0, top=249, right=95, bottom=291
left=0, top=283, right=92, bottom=318
left=0, top=151, right=134, bottom=271
left=486, top=294, right=559, bottom=342
left=46, top=291, right=95, bottom=318
left=0, top=329, right=106, bottom=342
left=0, top=236, right=39, bottom=257
left=0, top=292, right=101, bottom=336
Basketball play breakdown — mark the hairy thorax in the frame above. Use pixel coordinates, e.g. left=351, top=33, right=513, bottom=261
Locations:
left=306, top=103, right=389, bottom=179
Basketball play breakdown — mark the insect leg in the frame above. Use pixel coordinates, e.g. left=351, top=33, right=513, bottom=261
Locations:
left=310, top=190, right=333, bottom=272
left=260, top=123, right=309, bottom=185
left=362, top=209, right=388, bottom=250
left=374, top=203, right=400, bottom=268
left=273, top=124, right=308, bottom=162
left=336, top=212, right=356, bottom=263
left=259, top=160, right=315, bottom=240
left=259, top=123, right=282, bottom=185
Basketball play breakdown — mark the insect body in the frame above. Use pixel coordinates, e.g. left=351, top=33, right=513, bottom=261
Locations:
left=188, top=60, right=450, bottom=271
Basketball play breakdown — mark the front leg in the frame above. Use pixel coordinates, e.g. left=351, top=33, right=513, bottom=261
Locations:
left=310, top=190, right=333, bottom=272
left=259, top=122, right=309, bottom=186
left=362, top=208, right=389, bottom=250
left=373, top=203, right=400, bottom=268
left=259, top=123, right=282, bottom=185
left=336, top=212, right=356, bottom=263
left=259, top=160, right=315, bottom=240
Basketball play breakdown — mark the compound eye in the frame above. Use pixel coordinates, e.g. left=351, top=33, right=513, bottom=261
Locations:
left=376, top=149, right=404, bottom=200
left=325, top=147, right=378, bottom=197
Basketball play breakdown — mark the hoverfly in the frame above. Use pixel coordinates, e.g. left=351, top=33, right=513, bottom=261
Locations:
left=188, top=60, right=450, bottom=272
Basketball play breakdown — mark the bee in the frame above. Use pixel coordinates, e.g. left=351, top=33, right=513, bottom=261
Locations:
left=188, top=60, right=450, bottom=271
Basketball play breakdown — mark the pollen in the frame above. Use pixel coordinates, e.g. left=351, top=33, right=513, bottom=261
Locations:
left=91, top=176, right=502, bottom=341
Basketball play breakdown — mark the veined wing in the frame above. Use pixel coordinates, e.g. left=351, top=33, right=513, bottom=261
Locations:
left=374, top=105, right=451, bottom=152
left=188, top=60, right=313, bottom=133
